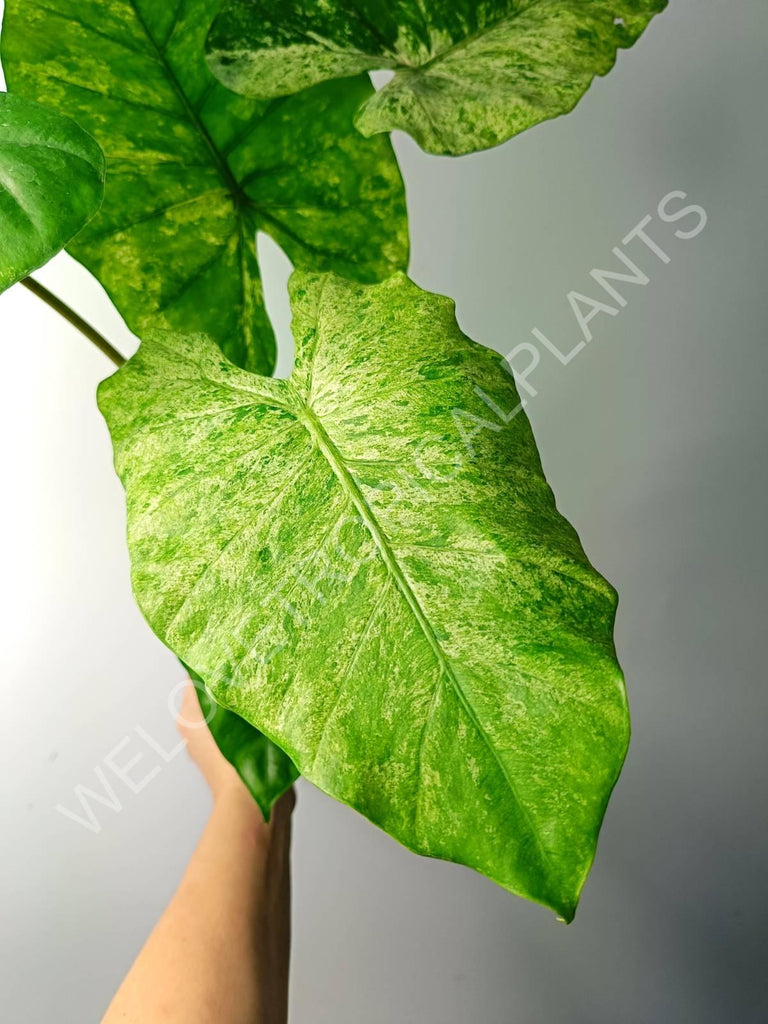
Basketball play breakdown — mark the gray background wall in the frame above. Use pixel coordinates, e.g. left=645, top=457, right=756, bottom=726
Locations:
left=1, top=1, right=766, bottom=1021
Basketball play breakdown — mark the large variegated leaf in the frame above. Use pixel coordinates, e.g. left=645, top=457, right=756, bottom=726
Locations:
left=0, top=92, right=104, bottom=293
left=206, top=0, right=667, bottom=156
left=1, top=0, right=408, bottom=373
left=99, top=271, right=628, bottom=919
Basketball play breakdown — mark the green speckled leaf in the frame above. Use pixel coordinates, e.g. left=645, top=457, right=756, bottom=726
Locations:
left=0, top=92, right=104, bottom=293
left=206, top=0, right=667, bottom=156
left=98, top=271, right=629, bottom=920
left=188, top=666, right=299, bottom=819
left=1, top=0, right=408, bottom=372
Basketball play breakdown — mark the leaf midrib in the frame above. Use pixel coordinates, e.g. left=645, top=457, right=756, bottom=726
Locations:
left=298, top=404, right=553, bottom=871
left=125, top=2, right=372, bottom=352
left=405, top=4, right=524, bottom=73
left=292, top=3, right=519, bottom=72
left=125, top=0, right=279, bottom=371
left=390, top=1, right=625, bottom=77
left=0, top=137, right=100, bottom=172
left=126, top=0, right=247, bottom=205
left=127, top=1, right=327, bottom=235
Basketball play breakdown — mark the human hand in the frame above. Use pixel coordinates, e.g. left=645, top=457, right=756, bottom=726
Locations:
left=105, top=679, right=294, bottom=1024
left=176, top=680, right=296, bottom=821
left=176, top=680, right=244, bottom=800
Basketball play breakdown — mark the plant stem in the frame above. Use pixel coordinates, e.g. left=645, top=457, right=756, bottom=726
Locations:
left=21, top=276, right=126, bottom=368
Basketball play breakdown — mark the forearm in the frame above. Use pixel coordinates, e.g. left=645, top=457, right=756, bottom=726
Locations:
left=103, top=788, right=293, bottom=1024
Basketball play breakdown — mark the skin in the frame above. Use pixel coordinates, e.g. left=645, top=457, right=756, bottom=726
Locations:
left=102, top=683, right=294, bottom=1024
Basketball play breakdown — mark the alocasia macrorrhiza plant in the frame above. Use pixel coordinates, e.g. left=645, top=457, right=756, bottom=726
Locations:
left=0, top=0, right=667, bottom=920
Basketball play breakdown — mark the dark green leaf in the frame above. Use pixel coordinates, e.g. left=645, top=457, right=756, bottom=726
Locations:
left=206, top=0, right=667, bottom=156
left=1, top=0, right=409, bottom=372
left=187, top=665, right=299, bottom=819
left=0, top=92, right=104, bottom=293
left=98, top=271, right=629, bottom=920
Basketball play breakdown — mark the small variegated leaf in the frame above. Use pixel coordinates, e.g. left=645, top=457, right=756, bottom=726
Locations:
left=207, top=0, right=667, bottom=156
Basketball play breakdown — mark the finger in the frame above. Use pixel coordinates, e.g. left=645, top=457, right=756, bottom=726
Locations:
left=176, top=681, right=206, bottom=733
